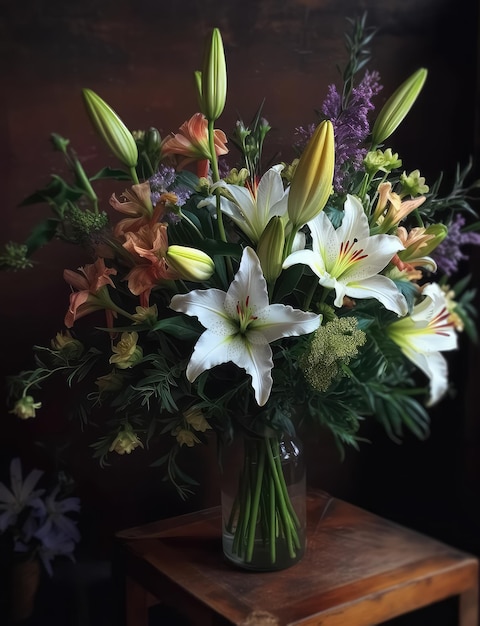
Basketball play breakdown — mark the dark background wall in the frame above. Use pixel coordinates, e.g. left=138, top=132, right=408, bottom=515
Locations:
left=1, top=0, right=480, bottom=621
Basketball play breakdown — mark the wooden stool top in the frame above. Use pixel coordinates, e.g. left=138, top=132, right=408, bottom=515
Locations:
left=116, top=490, right=479, bottom=625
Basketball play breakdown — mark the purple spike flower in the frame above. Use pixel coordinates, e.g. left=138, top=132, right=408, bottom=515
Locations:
left=295, top=71, right=382, bottom=192
left=433, top=214, right=480, bottom=275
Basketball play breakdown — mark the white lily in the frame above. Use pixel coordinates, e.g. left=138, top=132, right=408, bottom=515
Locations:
left=283, top=194, right=408, bottom=316
left=170, top=246, right=320, bottom=406
left=387, top=283, right=458, bottom=406
left=215, top=165, right=289, bottom=244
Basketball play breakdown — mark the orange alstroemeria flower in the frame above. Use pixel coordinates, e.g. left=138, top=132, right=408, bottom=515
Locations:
left=63, top=258, right=118, bottom=328
left=122, top=223, right=180, bottom=306
left=390, top=226, right=437, bottom=279
left=372, top=182, right=426, bottom=233
left=161, top=112, right=228, bottom=175
left=110, top=182, right=176, bottom=238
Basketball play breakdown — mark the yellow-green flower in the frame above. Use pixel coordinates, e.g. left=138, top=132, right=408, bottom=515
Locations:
left=109, top=332, right=143, bottom=369
left=174, top=428, right=200, bottom=447
left=109, top=424, right=144, bottom=455
left=184, top=407, right=211, bottom=432
left=10, top=396, right=41, bottom=420
left=51, top=331, right=84, bottom=359
left=95, top=370, right=124, bottom=393
left=364, top=148, right=402, bottom=175
left=400, top=169, right=429, bottom=197
left=131, top=305, right=159, bottom=325
left=300, top=317, right=366, bottom=392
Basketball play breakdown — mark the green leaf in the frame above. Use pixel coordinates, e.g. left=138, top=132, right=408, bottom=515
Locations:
left=24, top=218, right=61, bottom=254
left=19, top=175, right=84, bottom=208
left=90, top=167, right=132, bottom=181
left=152, top=316, right=202, bottom=340
left=196, top=239, right=242, bottom=258
left=273, top=265, right=304, bottom=302
left=175, top=170, right=200, bottom=190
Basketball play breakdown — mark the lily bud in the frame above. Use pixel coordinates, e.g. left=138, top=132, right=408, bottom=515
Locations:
left=256, top=216, right=285, bottom=283
left=287, top=120, right=335, bottom=230
left=82, top=88, right=138, bottom=168
left=371, top=68, right=427, bottom=146
left=416, top=223, right=448, bottom=256
left=166, top=245, right=215, bottom=281
left=198, top=28, right=227, bottom=121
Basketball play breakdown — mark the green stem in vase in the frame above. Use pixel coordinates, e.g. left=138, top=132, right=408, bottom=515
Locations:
left=265, top=438, right=298, bottom=558
left=245, top=442, right=266, bottom=562
left=268, top=472, right=276, bottom=564
left=225, top=434, right=302, bottom=566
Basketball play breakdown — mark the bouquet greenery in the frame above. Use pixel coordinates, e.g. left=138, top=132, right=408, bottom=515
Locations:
left=3, top=16, right=480, bottom=566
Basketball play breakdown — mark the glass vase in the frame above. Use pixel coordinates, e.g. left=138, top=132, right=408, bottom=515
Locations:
left=220, top=431, right=306, bottom=571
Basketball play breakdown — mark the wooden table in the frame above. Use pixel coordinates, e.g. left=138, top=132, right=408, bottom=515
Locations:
left=116, top=490, right=479, bottom=625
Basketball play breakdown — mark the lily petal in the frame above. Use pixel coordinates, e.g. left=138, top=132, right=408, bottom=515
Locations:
left=343, top=275, right=409, bottom=316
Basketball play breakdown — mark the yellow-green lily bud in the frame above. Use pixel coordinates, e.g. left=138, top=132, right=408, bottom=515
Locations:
left=287, top=120, right=335, bottom=230
left=166, top=245, right=215, bottom=281
left=82, top=88, right=138, bottom=168
left=198, top=28, right=227, bottom=121
left=256, top=216, right=285, bottom=283
left=224, top=167, right=249, bottom=185
left=418, top=223, right=448, bottom=256
left=371, top=68, right=427, bottom=146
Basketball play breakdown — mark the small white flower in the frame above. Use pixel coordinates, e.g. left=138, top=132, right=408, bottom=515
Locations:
left=215, top=165, right=289, bottom=243
left=170, top=247, right=320, bottom=406
left=283, top=194, right=408, bottom=316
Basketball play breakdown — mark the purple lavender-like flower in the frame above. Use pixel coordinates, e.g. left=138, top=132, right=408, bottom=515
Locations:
left=149, top=164, right=176, bottom=192
left=149, top=164, right=193, bottom=218
left=433, top=214, right=480, bottom=275
left=295, top=71, right=382, bottom=192
left=218, top=157, right=231, bottom=179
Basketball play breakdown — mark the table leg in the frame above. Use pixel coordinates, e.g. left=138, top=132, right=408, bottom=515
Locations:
left=125, top=575, right=150, bottom=626
left=459, top=586, right=479, bottom=626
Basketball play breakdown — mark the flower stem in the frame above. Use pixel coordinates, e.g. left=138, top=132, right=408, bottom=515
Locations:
left=129, top=166, right=139, bottom=185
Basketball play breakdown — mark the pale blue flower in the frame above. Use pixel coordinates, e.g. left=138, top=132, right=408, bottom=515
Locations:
left=0, top=458, right=44, bottom=532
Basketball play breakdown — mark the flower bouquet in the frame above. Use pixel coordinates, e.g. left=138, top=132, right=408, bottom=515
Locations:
left=4, top=16, right=480, bottom=570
